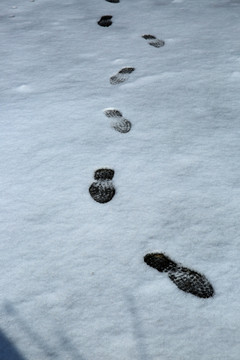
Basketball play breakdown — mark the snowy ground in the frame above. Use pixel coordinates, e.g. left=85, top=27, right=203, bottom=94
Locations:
left=1, top=0, right=240, bottom=359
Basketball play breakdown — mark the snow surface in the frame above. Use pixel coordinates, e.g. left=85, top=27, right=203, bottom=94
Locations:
left=1, top=0, right=240, bottom=359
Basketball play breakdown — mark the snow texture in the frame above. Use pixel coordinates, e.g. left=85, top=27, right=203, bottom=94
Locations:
left=1, top=0, right=240, bottom=359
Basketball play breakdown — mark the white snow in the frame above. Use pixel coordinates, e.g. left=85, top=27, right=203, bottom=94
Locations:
left=1, top=0, right=240, bottom=359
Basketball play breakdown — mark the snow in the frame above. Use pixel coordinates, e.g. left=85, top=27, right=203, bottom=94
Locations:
left=1, top=0, right=240, bottom=359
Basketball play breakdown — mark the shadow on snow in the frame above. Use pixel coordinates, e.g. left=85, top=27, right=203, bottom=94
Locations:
left=0, top=329, right=26, bottom=360
left=3, top=301, right=87, bottom=360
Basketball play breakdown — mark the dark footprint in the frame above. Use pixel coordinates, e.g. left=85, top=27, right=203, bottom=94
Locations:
left=106, top=0, right=120, bottom=2
left=89, top=168, right=115, bottom=203
left=110, top=67, right=135, bottom=85
left=144, top=253, right=214, bottom=298
left=104, top=108, right=131, bottom=133
left=142, top=34, right=165, bottom=48
left=98, top=15, right=113, bottom=27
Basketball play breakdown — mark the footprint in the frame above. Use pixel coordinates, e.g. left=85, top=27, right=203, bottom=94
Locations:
left=144, top=253, right=214, bottom=298
left=106, top=0, right=120, bottom=2
left=98, top=15, right=113, bottom=27
left=142, top=34, right=165, bottom=48
left=110, top=67, right=135, bottom=85
left=104, top=108, right=132, bottom=133
left=89, top=168, right=115, bottom=204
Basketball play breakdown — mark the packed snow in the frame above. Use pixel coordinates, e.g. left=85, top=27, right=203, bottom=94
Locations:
left=1, top=0, right=240, bottom=359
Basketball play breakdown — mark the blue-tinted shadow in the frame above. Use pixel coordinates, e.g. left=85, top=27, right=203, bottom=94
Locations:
left=125, top=294, right=150, bottom=360
left=0, top=330, right=26, bottom=360
left=4, top=301, right=86, bottom=360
